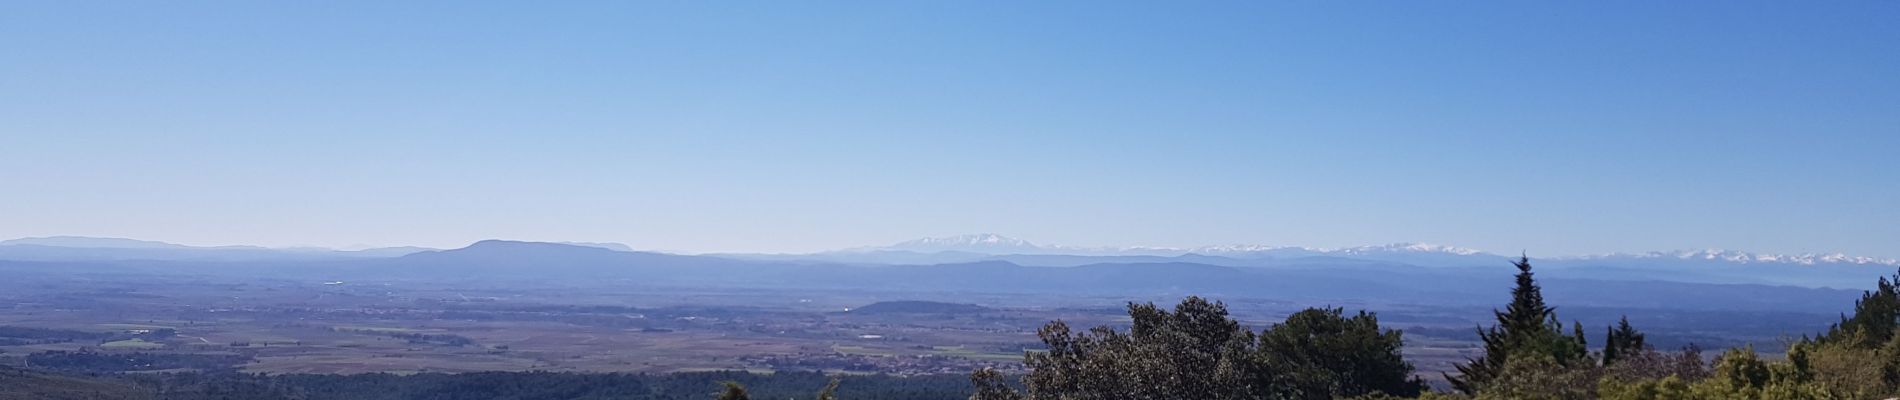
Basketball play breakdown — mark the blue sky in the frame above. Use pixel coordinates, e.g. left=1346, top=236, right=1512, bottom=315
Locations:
left=2, top=1, right=1896, bottom=256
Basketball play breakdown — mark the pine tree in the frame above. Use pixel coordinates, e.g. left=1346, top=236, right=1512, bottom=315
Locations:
left=1602, top=316, right=1647, bottom=366
left=1572, top=320, right=1589, bottom=355
left=1820, top=269, right=1900, bottom=348
left=1447, top=255, right=1589, bottom=394
left=715, top=381, right=749, bottom=400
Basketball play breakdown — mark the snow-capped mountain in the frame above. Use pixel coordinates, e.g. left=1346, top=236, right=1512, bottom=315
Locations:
left=843, top=234, right=1900, bottom=270
left=862, top=234, right=1277, bottom=257
left=1333, top=243, right=1487, bottom=256
left=853, top=235, right=1494, bottom=259
left=895, top=233, right=1035, bottom=248
left=1565, top=249, right=1900, bottom=267
left=1186, top=244, right=1295, bottom=253
left=877, top=234, right=1047, bottom=254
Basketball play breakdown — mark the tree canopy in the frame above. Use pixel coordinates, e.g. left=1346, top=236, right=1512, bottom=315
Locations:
left=1448, top=256, right=1590, bottom=394
left=1601, top=316, right=1645, bottom=367
left=980, top=296, right=1421, bottom=400
left=972, top=262, right=1900, bottom=399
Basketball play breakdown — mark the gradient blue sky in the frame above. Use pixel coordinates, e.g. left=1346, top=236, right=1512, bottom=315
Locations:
left=2, top=1, right=1896, bottom=256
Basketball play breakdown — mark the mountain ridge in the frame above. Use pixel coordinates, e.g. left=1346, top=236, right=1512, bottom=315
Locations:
left=3, top=235, right=1894, bottom=270
left=834, top=233, right=1898, bottom=268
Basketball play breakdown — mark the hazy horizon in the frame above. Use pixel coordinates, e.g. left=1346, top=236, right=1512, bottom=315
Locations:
left=4, top=233, right=1898, bottom=264
left=5, top=2, right=1896, bottom=258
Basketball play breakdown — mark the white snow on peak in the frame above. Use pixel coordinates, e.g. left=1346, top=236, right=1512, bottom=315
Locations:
left=1186, top=242, right=1486, bottom=256
left=1566, top=249, right=1900, bottom=266
left=873, top=236, right=1500, bottom=257
left=1333, top=242, right=1486, bottom=256
left=1189, top=244, right=1302, bottom=253
left=852, top=235, right=1897, bottom=267
left=895, top=234, right=1037, bottom=248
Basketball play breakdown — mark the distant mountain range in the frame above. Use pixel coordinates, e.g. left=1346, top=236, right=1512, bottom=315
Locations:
left=0, top=236, right=644, bottom=261
left=0, top=236, right=433, bottom=262
left=103, top=240, right=1897, bottom=312
left=1, top=236, right=1893, bottom=315
left=850, top=233, right=1493, bottom=256
left=795, top=233, right=1898, bottom=269
left=2, top=236, right=199, bottom=249
left=2, top=234, right=1894, bottom=289
left=1565, top=249, right=1900, bottom=266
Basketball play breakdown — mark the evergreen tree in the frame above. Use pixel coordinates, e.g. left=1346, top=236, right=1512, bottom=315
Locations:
left=1257, top=307, right=1424, bottom=399
left=716, top=381, right=749, bottom=400
left=1603, top=316, right=1647, bottom=366
left=1447, top=255, right=1590, bottom=394
left=1000, top=297, right=1419, bottom=399
left=1572, top=321, right=1589, bottom=356
left=1021, top=296, right=1257, bottom=399
left=1820, top=269, right=1900, bottom=348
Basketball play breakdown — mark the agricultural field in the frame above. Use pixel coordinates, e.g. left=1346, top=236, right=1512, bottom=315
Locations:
left=0, top=267, right=1821, bottom=382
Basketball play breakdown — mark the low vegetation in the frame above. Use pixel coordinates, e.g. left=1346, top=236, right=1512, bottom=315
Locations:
left=332, top=327, right=477, bottom=347
left=0, top=326, right=115, bottom=346
left=969, top=256, right=1900, bottom=400
left=24, top=351, right=252, bottom=374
